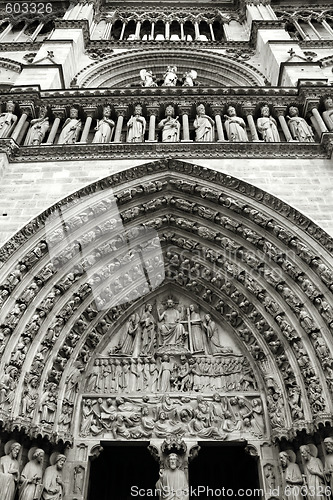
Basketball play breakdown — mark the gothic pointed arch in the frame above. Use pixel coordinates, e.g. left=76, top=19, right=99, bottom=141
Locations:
left=0, top=159, right=332, bottom=452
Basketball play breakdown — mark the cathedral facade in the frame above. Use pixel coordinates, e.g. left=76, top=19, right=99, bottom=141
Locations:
left=0, top=0, right=333, bottom=498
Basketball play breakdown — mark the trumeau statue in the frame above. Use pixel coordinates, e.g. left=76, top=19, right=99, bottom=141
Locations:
left=0, top=101, right=17, bottom=138
left=193, top=104, right=215, bottom=142
left=18, top=448, right=44, bottom=500
left=92, top=105, right=115, bottom=143
left=0, top=441, right=21, bottom=500
left=156, top=453, right=188, bottom=500
left=24, top=106, right=50, bottom=146
left=57, top=106, right=82, bottom=144
left=286, top=106, right=314, bottom=142
left=158, top=105, right=180, bottom=142
left=224, top=106, right=248, bottom=141
left=257, top=105, right=280, bottom=142
left=126, top=104, right=146, bottom=142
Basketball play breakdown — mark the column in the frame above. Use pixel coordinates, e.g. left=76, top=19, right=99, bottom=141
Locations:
left=28, top=22, right=44, bottom=42
left=80, top=110, right=94, bottom=143
left=13, top=23, right=28, bottom=42
left=119, top=22, right=126, bottom=40
left=321, top=19, right=333, bottom=37
left=102, top=21, right=112, bottom=40
left=307, top=20, right=321, bottom=39
left=150, top=22, right=155, bottom=40
left=0, top=23, right=13, bottom=41
left=46, top=111, right=63, bottom=144
left=212, top=108, right=225, bottom=142
left=180, top=22, right=185, bottom=40
left=146, top=106, right=159, bottom=142
left=17, top=122, right=29, bottom=145
left=165, top=22, right=170, bottom=40
left=209, top=23, right=215, bottom=41
left=293, top=20, right=308, bottom=40
left=114, top=107, right=126, bottom=142
left=311, top=107, right=328, bottom=135
left=275, top=107, right=293, bottom=142
left=310, top=115, right=321, bottom=138
left=243, top=104, right=260, bottom=141
left=179, top=106, right=192, bottom=142
left=194, top=22, right=200, bottom=40
left=135, top=21, right=141, bottom=40
left=11, top=109, right=30, bottom=142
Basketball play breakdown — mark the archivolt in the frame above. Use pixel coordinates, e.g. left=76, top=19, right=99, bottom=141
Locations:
left=76, top=48, right=266, bottom=88
left=0, top=160, right=332, bottom=444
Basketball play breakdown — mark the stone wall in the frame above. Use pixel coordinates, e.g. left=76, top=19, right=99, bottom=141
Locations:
left=0, top=156, right=332, bottom=245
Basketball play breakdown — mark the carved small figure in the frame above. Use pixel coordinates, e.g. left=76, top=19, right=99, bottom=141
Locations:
left=140, top=69, right=157, bottom=87
left=324, top=437, right=333, bottom=491
left=92, top=105, right=115, bottom=143
left=163, top=66, right=178, bottom=86
left=127, top=105, right=146, bottom=142
left=182, top=70, right=197, bottom=87
left=57, top=106, right=82, bottom=144
left=287, top=106, right=314, bottom=142
left=224, top=106, right=248, bottom=141
left=158, top=105, right=180, bottom=142
left=194, top=104, right=215, bottom=142
left=322, top=97, right=333, bottom=131
left=257, top=105, right=280, bottom=142
left=0, top=101, right=17, bottom=138
left=24, top=106, right=50, bottom=146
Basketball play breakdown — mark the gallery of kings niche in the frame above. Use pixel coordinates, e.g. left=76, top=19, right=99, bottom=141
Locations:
left=0, top=0, right=333, bottom=498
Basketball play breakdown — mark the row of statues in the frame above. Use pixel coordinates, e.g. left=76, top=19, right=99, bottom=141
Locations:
left=140, top=67, right=198, bottom=87
left=2, top=98, right=330, bottom=145
left=0, top=442, right=66, bottom=500
left=280, top=440, right=333, bottom=500
left=85, top=355, right=256, bottom=394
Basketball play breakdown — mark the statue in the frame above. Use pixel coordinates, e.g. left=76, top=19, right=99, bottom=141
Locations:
left=158, top=105, right=180, bottom=142
left=126, top=105, right=146, bottom=142
left=163, top=66, right=178, bottom=86
left=0, top=101, right=18, bottom=138
left=92, top=105, right=115, bottom=143
left=224, top=106, right=248, bottom=141
left=158, top=299, right=186, bottom=346
left=182, top=70, right=197, bottom=87
left=324, top=437, right=333, bottom=491
left=57, top=106, right=82, bottom=144
left=18, top=448, right=44, bottom=500
left=158, top=354, right=174, bottom=392
left=257, top=105, right=280, bottom=142
left=193, top=104, right=215, bottom=142
left=286, top=106, right=314, bottom=142
left=279, top=451, right=303, bottom=500
left=0, top=441, right=21, bottom=500
left=188, top=304, right=205, bottom=353
left=300, top=445, right=325, bottom=500
left=24, top=107, right=50, bottom=146
left=42, top=454, right=66, bottom=500
left=0, top=366, right=18, bottom=411
left=203, top=314, right=227, bottom=354
left=322, top=97, right=333, bottom=131
left=156, top=453, right=188, bottom=500
left=140, top=303, right=156, bottom=354
left=118, top=313, right=140, bottom=355
left=140, top=69, right=157, bottom=88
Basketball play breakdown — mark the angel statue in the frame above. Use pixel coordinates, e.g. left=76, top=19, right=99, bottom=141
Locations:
left=163, top=66, right=178, bottom=86
left=182, top=70, right=197, bottom=87
left=140, top=69, right=157, bottom=88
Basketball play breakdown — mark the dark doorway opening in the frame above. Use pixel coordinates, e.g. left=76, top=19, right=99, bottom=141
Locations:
left=189, top=443, right=260, bottom=499
left=87, top=442, right=160, bottom=500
